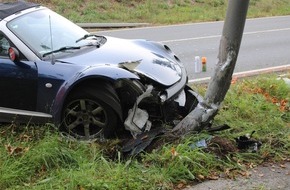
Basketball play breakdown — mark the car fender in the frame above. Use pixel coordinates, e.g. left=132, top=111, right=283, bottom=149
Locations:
left=52, top=64, right=140, bottom=124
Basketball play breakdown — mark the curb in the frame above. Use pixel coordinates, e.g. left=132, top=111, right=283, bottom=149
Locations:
left=189, top=64, right=290, bottom=84
left=77, top=22, right=149, bottom=29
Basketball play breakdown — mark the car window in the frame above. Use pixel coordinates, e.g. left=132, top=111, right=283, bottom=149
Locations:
left=0, top=33, right=10, bottom=57
left=7, top=9, right=88, bottom=58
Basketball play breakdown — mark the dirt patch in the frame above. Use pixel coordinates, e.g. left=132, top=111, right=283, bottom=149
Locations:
left=207, top=136, right=238, bottom=157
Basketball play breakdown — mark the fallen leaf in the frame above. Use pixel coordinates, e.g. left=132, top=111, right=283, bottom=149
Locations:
left=19, top=134, right=32, bottom=142
left=5, top=144, right=29, bottom=156
left=207, top=173, right=219, bottom=180
left=247, top=162, right=256, bottom=169
left=238, top=170, right=251, bottom=178
left=170, top=147, right=178, bottom=158
left=224, top=168, right=231, bottom=176
left=279, top=99, right=289, bottom=111
left=197, top=174, right=205, bottom=180
left=249, top=87, right=289, bottom=112
left=231, top=77, right=238, bottom=84
left=177, top=182, right=186, bottom=189
left=271, top=97, right=279, bottom=104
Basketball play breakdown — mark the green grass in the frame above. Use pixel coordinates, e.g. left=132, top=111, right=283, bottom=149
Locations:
left=1, top=1, right=290, bottom=189
left=28, top=0, right=290, bottom=24
left=1, top=73, right=289, bottom=189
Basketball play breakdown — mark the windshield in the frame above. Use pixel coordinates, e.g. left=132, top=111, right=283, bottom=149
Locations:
left=7, top=8, right=90, bottom=57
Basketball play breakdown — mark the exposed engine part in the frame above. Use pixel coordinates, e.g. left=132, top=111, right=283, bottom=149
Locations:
left=124, top=85, right=153, bottom=138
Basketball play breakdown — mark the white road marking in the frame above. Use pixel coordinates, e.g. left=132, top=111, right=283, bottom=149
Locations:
left=160, top=28, right=290, bottom=43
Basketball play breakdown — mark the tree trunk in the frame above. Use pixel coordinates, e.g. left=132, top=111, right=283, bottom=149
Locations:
left=172, top=0, right=250, bottom=135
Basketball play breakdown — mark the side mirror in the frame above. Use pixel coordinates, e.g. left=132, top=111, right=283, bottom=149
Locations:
left=8, top=47, right=20, bottom=62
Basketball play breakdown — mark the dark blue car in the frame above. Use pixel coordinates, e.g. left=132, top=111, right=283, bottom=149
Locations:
left=0, top=1, right=198, bottom=140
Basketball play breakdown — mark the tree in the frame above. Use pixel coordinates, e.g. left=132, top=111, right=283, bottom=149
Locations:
left=172, top=0, right=250, bottom=135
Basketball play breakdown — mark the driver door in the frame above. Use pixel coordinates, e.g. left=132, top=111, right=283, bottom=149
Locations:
left=0, top=32, right=38, bottom=111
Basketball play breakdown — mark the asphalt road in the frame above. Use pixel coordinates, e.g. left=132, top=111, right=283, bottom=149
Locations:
left=185, top=162, right=290, bottom=190
left=97, top=16, right=290, bottom=82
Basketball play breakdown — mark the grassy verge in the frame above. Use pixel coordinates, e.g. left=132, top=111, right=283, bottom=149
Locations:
left=28, top=0, right=290, bottom=24
left=1, top=72, right=289, bottom=189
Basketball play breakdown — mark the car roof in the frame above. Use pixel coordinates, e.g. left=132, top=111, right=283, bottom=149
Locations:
left=0, top=1, right=39, bottom=20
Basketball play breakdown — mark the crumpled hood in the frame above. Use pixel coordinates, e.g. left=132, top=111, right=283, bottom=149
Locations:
left=58, top=36, right=184, bottom=86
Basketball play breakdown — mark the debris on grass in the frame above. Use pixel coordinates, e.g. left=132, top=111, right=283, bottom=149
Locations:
left=0, top=73, right=289, bottom=189
left=121, top=127, right=165, bottom=156
left=235, top=131, right=262, bottom=152
left=189, top=139, right=208, bottom=149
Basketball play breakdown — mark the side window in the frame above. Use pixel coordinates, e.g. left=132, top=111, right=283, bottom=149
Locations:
left=0, top=33, right=10, bottom=57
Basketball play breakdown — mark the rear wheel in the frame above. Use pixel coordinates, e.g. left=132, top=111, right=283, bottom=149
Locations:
left=62, top=84, right=120, bottom=140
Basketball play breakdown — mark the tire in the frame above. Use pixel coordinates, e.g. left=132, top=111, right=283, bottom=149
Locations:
left=61, top=84, right=120, bottom=140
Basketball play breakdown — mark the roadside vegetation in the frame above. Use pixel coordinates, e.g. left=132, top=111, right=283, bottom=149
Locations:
left=28, top=0, right=290, bottom=24
left=1, top=0, right=290, bottom=189
left=1, top=73, right=289, bottom=189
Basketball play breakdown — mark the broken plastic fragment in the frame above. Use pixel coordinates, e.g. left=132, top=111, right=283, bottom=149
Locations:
left=174, top=90, right=186, bottom=106
left=189, top=139, right=208, bottom=149
left=235, top=131, right=262, bottom=152
left=121, top=127, right=165, bottom=155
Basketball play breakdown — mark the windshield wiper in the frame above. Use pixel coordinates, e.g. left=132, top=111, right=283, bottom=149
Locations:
left=76, top=34, right=102, bottom=43
left=43, top=46, right=81, bottom=57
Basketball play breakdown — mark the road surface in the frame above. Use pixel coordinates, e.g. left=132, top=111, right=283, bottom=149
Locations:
left=97, top=16, right=290, bottom=82
left=185, top=162, right=290, bottom=190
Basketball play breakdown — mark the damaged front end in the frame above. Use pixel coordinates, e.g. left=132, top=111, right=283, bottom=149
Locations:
left=115, top=59, right=199, bottom=139
left=122, top=83, right=199, bottom=138
left=115, top=77, right=199, bottom=154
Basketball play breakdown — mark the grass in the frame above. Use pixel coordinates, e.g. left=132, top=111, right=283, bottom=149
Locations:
left=1, top=1, right=290, bottom=189
left=27, top=0, right=290, bottom=24
left=1, top=72, right=289, bottom=189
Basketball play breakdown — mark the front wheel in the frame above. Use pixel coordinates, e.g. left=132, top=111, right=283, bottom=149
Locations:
left=61, top=85, right=119, bottom=140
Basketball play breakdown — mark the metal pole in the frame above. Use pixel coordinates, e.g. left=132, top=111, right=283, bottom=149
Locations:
left=172, top=0, right=250, bottom=134
left=205, top=0, right=250, bottom=105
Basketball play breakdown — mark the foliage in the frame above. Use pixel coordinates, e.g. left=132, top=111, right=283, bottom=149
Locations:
left=1, top=73, right=289, bottom=189
left=1, top=1, right=290, bottom=189
left=26, top=0, right=290, bottom=24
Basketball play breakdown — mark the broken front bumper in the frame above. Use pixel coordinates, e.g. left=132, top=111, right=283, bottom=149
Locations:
left=159, top=66, right=188, bottom=103
left=124, top=66, right=196, bottom=138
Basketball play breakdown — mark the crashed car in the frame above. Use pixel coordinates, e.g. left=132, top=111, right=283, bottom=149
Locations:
left=0, top=1, right=198, bottom=140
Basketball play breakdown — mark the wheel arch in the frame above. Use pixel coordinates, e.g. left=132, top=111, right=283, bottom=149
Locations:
left=52, top=66, right=140, bottom=125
